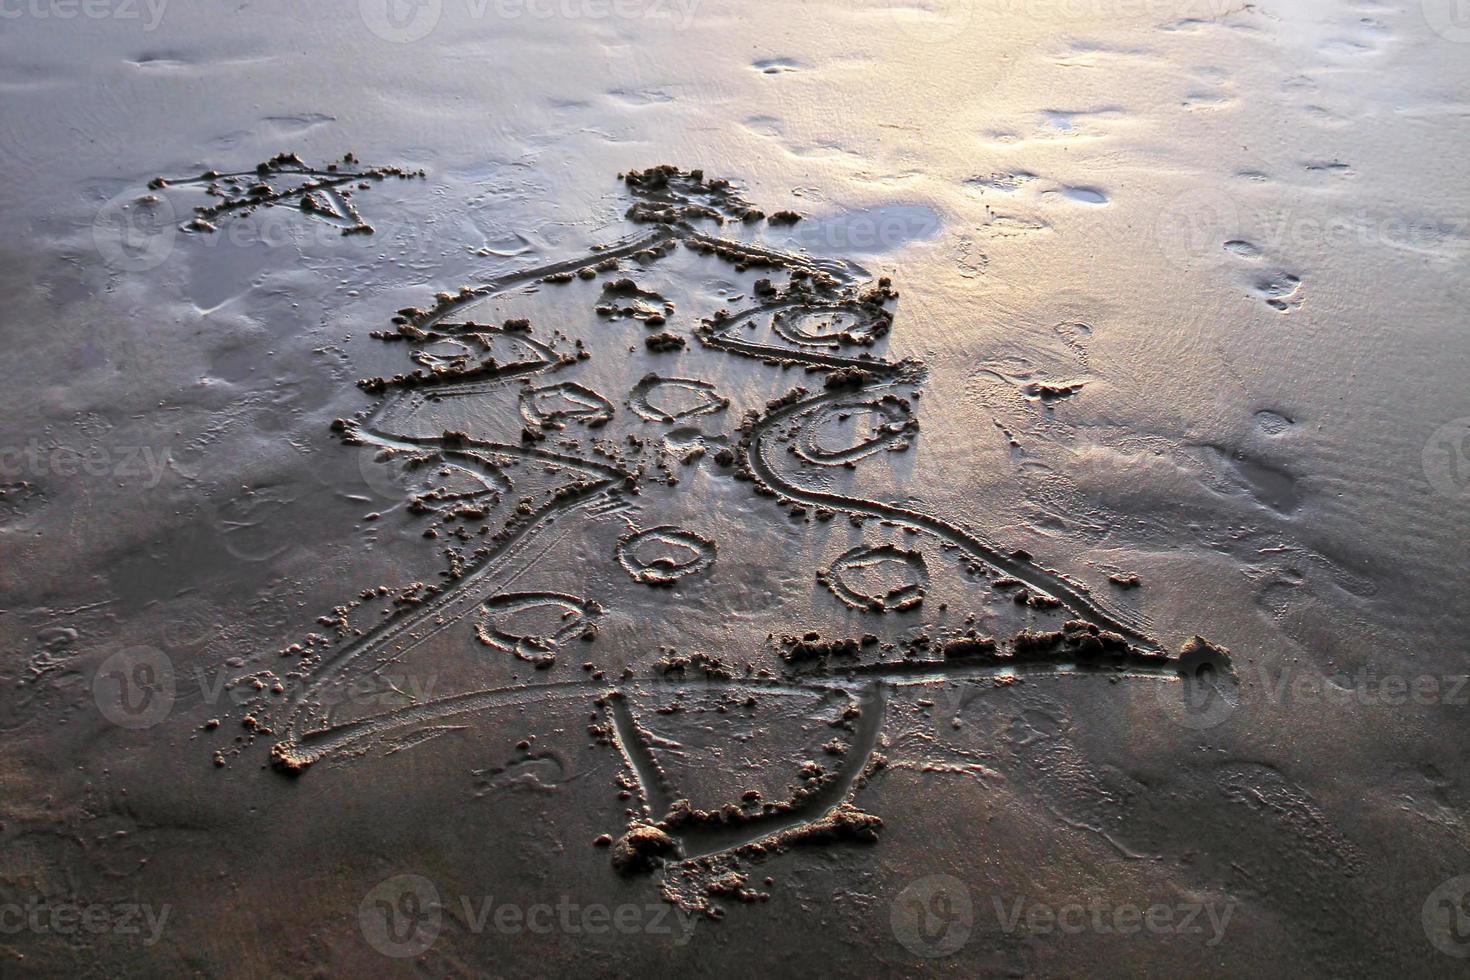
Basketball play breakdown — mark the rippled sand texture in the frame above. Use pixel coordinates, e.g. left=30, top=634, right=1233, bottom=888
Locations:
left=1, top=1, right=1468, bottom=976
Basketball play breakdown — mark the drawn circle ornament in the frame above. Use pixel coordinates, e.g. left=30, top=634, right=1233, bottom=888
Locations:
left=519, top=382, right=614, bottom=428
left=796, top=397, right=915, bottom=465
left=475, top=592, right=602, bottom=667
left=820, top=543, right=928, bottom=612
left=629, top=374, right=729, bottom=423
left=770, top=304, right=889, bottom=349
left=616, top=526, right=716, bottom=586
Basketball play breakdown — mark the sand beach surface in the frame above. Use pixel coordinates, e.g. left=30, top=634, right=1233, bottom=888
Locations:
left=1, top=0, right=1468, bottom=974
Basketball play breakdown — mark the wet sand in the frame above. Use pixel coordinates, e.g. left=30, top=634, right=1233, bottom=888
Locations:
left=2, top=1, right=1469, bottom=976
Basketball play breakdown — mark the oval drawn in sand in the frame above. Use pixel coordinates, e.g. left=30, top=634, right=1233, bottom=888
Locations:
left=616, top=526, right=717, bottom=586
left=475, top=593, right=602, bottom=668
left=629, top=375, right=729, bottom=423
left=771, top=304, right=890, bottom=349
left=819, top=543, right=928, bottom=612
left=796, top=397, right=917, bottom=465
left=518, top=381, right=614, bottom=428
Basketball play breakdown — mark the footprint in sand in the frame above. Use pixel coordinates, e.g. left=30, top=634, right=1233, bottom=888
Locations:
left=1220, top=239, right=1305, bottom=313
left=1048, top=185, right=1109, bottom=206
left=1188, top=444, right=1303, bottom=515
left=1304, top=160, right=1354, bottom=179
left=964, top=171, right=1037, bottom=194
left=968, top=172, right=1106, bottom=205
left=1253, top=271, right=1305, bottom=313
left=1181, top=65, right=1236, bottom=111
left=1253, top=409, right=1295, bottom=436
left=752, top=57, right=804, bottom=75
